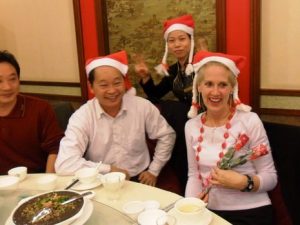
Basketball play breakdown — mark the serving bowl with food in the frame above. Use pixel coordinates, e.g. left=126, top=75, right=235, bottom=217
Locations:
left=9, top=190, right=94, bottom=225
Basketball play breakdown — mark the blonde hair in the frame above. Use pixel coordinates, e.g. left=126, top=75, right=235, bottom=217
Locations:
left=196, top=61, right=236, bottom=87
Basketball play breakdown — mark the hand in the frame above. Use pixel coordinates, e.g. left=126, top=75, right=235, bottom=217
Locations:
left=138, top=171, right=157, bottom=186
left=133, top=53, right=150, bottom=82
left=110, top=166, right=130, bottom=180
left=197, top=191, right=209, bottom=203
left=210, top=167, right=247, bottom=190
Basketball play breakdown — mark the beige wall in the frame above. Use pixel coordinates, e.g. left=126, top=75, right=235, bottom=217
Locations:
left=261, top=0, right=300, bottom=109
left=0, top=0, right=80, bottom=90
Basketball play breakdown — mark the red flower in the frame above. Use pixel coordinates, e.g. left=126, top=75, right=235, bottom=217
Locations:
left=250, top=144, right=269, bottom=160
left=234, top=134, right=249, bottom=150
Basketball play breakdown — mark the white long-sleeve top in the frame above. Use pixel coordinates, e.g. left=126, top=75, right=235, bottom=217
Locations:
left=185, top=110, right=277, bottom=210
left=55, top=94, right=176, bottom=177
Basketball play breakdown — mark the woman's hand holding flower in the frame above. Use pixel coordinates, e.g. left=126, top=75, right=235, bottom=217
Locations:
left=202, top=134, right=268, bottom=195
left=210, top=167, right=249, bottom=190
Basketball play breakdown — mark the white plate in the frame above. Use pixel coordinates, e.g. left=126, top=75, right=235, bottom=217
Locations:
left=5, top=199, right=93, bottom=225
left=138, top=209, right=166, bottom=225
left=168, top=207, right=213, bottom=225
left=71, top=175, right=102, bottom=191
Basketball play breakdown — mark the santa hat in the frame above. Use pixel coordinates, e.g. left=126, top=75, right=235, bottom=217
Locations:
left=155, top=14, right=195, bottom=76
left=188, top=51, right=251, bottom=118
left=85, top=50, right=136, bottom=95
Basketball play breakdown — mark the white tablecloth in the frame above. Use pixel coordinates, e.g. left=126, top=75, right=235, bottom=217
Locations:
left=0, top=174, right=231, bottom=225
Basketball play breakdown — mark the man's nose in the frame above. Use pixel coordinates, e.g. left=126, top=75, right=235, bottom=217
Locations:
left=106, top=84, right=117, bottom=93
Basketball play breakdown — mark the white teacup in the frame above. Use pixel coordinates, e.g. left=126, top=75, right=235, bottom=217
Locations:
left=75, top=167, right=98, bottom=184
left=8, top=166, right=27, bottom=181
left=175, top=197, right=207, bottom=217
left=101, top=172, right=126, bottom=200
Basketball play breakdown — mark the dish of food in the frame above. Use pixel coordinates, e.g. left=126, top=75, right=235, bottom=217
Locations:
left=5, top=199, right=93, bottom=225
left=12, top=191, right=85, bottom=225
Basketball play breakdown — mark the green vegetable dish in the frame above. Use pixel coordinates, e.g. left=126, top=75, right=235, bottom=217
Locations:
left=12, top=191, right=84, bottom=225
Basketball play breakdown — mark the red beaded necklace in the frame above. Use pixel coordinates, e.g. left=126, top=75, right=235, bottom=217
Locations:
left=195, top=108, right=235, bottom=188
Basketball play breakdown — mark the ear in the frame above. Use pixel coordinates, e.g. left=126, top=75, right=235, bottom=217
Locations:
left=87, top=82, right=94, bottom=95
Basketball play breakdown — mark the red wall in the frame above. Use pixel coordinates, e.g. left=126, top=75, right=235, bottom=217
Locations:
left=79, top=0, right=99, bottom=99
left=79, top=1, right=251, bottom=103
left=226, top=0, right=250, bottom=104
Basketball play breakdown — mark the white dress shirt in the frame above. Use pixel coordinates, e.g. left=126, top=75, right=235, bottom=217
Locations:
left=185, top=110, right=277, bottom=210
left=55, top=94, right=176, bottom=177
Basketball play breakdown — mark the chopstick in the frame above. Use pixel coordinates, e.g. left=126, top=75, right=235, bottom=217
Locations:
left=64, top=179, right=79, bottom=190
left=65, top=162, right=102, bottom=190
left=162, top=198, right=182, bottom=212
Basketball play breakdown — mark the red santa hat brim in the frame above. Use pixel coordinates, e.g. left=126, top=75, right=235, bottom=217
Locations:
left=164, top=24, right=194, bottom=40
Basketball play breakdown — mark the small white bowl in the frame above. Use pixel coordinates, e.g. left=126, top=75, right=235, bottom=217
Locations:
left=101, top=172, right=126, bottom=187
left=35, top=174, right=58, bottom=190
left=0, top=176, right=19, bottom=194
left=122, top=201, right=145, bottom=220
left=75, top=167, right=98, bottom=184
left=143, top=200, right=160, bottom=210
left=138, top=209, right=166, bottom=225
left=174, top=197, right=207, bottom=216
left=8, top=166, right=27, bottom=181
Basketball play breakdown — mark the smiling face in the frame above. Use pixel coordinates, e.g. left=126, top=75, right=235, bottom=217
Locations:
left=167, top=30, right=191, bottom=62
left=197, top=62, right=235, bottom=115
left=89, top=66, right=125, bottom=117
left=0, top=62, right=20, bottom=110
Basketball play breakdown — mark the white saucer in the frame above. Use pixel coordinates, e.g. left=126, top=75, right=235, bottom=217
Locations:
left=71, top=175, right=102, bottom=191
left=5, top=199, right=93, bottom=225
left=138, top=209, right=166, bottom=225
left=168, top=207, right=213, bottom=225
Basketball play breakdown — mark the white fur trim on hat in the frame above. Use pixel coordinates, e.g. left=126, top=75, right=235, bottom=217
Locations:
left=193, top=56, right=240, bottom=77
left=85, top=58, right=128, bottom=77
left=155, top=42, right=170, bottom=76
left=164, top=24, right=194, bottom=40
left=233, top=83, right=251, bottom=112
left=187, top=71, right=200, bottom=118
left=185, top=35, right=195, bottom=76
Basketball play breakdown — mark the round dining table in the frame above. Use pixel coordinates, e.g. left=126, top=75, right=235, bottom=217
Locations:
left=0, top=174, right=232, bottom=225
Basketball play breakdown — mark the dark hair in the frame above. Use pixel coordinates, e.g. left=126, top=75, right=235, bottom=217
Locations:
left=88, top=69, right=95, bottom=85
left=0, top=50, right=20, bottom=77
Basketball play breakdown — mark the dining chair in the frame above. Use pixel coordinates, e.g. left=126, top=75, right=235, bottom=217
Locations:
left=51, top=101, right=75, bottom=131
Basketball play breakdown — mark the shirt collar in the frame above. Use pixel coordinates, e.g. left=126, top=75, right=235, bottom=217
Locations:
left=5, top=95, right=25, bottom=118
left=94, top=94, right=129, bottom=119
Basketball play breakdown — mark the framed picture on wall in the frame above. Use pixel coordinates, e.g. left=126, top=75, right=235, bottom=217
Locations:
left=95, top=0, right=226, bottom=96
